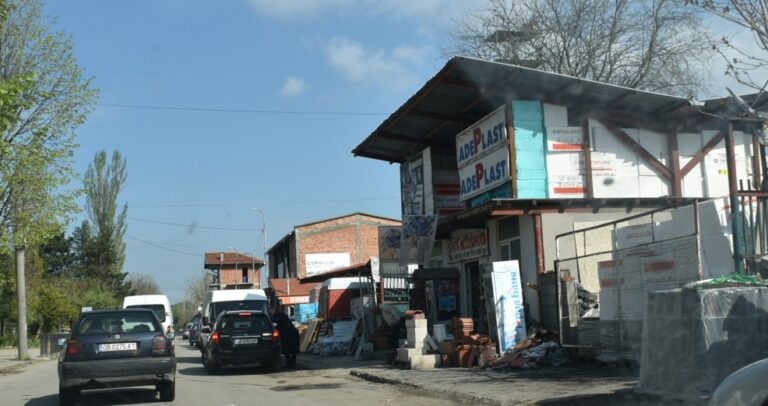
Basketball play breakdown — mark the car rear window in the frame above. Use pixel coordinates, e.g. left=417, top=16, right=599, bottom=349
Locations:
left=218, top=313, right=271, bottom=332
left=77, top=311, right=161, bottom=335
left=125, top=304, right=166, bottom=322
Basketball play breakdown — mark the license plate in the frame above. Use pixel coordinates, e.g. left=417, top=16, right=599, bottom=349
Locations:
left=98, top=342, right=137, bottom=352
left=234, top=338, right=259, bottom=345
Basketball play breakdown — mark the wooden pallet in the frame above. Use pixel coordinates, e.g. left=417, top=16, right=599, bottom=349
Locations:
left=299, top=318, right=323, bottom=353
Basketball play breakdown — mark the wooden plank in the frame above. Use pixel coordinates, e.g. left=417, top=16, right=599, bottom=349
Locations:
left=505, top=98, right=518, bottom=198
left=680, top=129, right=725, bottom=177
left=597, top=118, right=673, bottom=180
left=299, top=318, right=323, bottom=353
left=582, top=118, right=594, bottom=198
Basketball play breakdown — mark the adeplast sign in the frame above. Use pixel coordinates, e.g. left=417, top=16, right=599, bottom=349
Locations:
left=456, top=107, right=508, bottom=168
left=456, top=106, right=510, bottom=201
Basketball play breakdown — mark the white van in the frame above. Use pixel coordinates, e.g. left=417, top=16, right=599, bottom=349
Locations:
left=123, top=294, right=174, bottom=337
left=198, top=289, right=268, bottom=350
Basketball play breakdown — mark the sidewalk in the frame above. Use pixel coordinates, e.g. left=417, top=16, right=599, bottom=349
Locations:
left=350, top=364, right=678, bottom=406
left=296, top=353, right=386, bottom=375
left=0, top=347, right=54, bottom=374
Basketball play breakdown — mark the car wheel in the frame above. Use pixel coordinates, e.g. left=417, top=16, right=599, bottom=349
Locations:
left=203, top=352, right=218, bottom=375
left=58, top=386, right=77, bottom=406
left=157, top=381, right=175, bottom=402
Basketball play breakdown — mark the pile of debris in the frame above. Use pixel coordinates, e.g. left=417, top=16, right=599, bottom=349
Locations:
left=490, top=328, right=565, bottom=370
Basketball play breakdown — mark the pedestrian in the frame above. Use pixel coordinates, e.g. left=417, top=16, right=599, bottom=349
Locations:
left=272, top=307, right=299, bottom=368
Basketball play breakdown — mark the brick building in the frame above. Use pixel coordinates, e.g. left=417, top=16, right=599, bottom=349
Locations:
left=204, top=252, right=264, bottom=290
left=267, top=212, right=400, bottom=280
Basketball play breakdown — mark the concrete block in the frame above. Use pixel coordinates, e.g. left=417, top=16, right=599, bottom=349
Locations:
left=408, top=354, right=441, bottom=369
left=397, top=347, right=427, bottom=362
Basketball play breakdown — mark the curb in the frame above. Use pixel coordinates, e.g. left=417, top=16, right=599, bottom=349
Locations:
left=0, top=356, right=54, bottom=374
left=350, top=368, right=518, bottom=406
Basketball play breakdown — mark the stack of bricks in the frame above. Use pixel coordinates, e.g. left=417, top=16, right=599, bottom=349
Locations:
left=397, top=318, right=440, bottom=369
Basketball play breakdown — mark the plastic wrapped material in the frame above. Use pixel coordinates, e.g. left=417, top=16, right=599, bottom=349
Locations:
left=637, top=286, right=768, bottom=401
left=316, top=336, right=353, bottom=357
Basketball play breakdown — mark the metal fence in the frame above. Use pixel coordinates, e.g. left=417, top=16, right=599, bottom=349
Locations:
left=555, top=202, right=703, bottom=363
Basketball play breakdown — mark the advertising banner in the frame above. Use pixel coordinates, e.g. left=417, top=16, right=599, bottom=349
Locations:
left=547, top=126, right=585, bottom=151
left=448, top=230, right=489, bottom=263
left=401, top=153, right=425, bottom=216
left=399, top=215, right=439, bottom=266
left=378, top=226, right=401, bottom=262
left=491, top=260, right=527, bottom=353
left=458, top=146, right=511, bottom=200
left=456, top=106, right=508, bottom=168
left=305, top=253, right=351, bottom=277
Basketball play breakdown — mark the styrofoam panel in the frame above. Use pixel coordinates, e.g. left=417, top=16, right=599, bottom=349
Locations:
left=703, top=140, right=729, bottom=198
left=639, top=175, right=670, bottom=197
left=637, top=129, right=669, bottom=176
left=543, top=103, right=569, bottom=127
left=682, top=176, right=705, bottom=197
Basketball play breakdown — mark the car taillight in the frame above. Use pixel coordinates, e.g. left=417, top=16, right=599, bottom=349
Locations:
left=152, top=334, right=168, bottom=354
left=272, top=329, right=280, bottom=341
left=65, top=339, right=82, bottom=356
left=211, top=331, right=220, bottom=345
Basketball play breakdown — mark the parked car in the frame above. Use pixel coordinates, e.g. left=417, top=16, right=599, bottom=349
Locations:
left=188, top=319, right=200, bottom=347
left=709, top=358, right=768, bottom=406
left=182, top=322, right=192, bottom=340
left=201, top=310, right=281, bottom=374
left=58, top=308, right=176, bottom=405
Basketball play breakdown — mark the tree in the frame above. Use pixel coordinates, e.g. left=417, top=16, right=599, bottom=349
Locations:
left=690, top=0, right=768, bottom=91
left=125, top=273, right=161, bottom=295
left=81, top=150, right=128, bottom=293
left=30, top=284, right=77, bottom=333
left=0, top=0, right=97, bottom=251
left=445, top=0, right=714, bottom=96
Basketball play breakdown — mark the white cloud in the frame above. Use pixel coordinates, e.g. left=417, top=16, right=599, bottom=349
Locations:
left=280, top=76, right=308, bottom=96
left=323, top=37, right=424, bottom=89
left=247, top=0, right=348, bottom=19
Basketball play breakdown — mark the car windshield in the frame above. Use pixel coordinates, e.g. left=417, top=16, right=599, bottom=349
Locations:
left=126, top=304, right=166, bottom=322
left=217, top=313, right=271, bottom=332
left=76, top=312, right=161, bottom=335
left=211, top=300, right=267, bottom=319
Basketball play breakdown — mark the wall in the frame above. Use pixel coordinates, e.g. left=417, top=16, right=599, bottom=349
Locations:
left=219, top=265, right=260, bottom=288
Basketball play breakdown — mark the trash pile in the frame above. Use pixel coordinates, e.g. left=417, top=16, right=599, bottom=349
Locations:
left=490, top=328, right=565, bottom=370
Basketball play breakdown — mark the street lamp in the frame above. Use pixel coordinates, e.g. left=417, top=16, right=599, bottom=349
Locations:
left=252, top=208, right=268, bottom=289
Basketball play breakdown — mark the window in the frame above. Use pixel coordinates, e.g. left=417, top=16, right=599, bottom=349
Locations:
left=498, top=217, right=521, bottom=262
left=77, top=311, right=161, bottom=335
left=242, top=267, right=249, bottom=283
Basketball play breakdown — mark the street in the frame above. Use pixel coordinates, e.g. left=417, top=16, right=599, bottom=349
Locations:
left=1, top=341, right=458, bottom=406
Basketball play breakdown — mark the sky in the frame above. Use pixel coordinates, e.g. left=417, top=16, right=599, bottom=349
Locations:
left=38, top=0, right=760, bottom=303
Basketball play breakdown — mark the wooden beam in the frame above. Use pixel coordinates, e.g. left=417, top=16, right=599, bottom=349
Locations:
left=505, top=98, right=518, bottom=198
left=582, top=118, right=594, bottom=198
left=597, top=118, right=673, bottom=180
left=680, top=129, right=725, bottom=177
left=668, top=132, right=683, bottom=197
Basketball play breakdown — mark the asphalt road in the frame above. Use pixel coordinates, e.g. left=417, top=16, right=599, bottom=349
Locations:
left=1, top=340, right=457, bottom=406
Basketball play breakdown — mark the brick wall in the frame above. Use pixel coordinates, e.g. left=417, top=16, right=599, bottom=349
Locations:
left=219, top=265, right=261, bottom=288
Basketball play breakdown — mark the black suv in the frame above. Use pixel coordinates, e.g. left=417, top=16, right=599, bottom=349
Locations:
left=201, top=310, right=281, bottom=374
left=58, top=309, right=176, bottom=405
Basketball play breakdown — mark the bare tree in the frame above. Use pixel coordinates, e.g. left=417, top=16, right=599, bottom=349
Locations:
left=690, top=0, right=768, bottom=92
left=125, top=273, right=161, bottom=295
left=445, top=0, right=714, bottom=96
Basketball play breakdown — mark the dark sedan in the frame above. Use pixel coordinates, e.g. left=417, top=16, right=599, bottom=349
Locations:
left=201, top=310, right=281, bottom=374
left=58, top=309, right=176, bottom=405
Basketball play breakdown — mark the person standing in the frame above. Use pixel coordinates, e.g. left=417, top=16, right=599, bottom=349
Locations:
left=272, top=307, right=299, bottom=367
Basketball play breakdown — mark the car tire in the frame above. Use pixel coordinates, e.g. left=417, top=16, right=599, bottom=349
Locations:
left=261, top=358, right=279, bottom=371
left=203, top=353, right=218, bottom=375
left=58, top=386, right=77, bottom=406
left=157, top=381, right=175, bottom=402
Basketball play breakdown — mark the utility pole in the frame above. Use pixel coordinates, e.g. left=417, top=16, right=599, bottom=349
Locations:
left=15, top=247, right=28, bottom=360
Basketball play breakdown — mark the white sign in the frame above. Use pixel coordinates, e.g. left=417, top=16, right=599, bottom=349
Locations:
left=81, top=307, right=93, bottom=313
left=448, top=230, right=489, bottom=263
left=280, top=296, right=310, bottom=305
left=305, top=253, right=351, bottom=277
left=547, top=127, right=584, bottom=151
left=456, top=106, right=508, bottom=168
left=458, top=146, right=511, bottom=200
left=491, top=261, right=527, bottom=353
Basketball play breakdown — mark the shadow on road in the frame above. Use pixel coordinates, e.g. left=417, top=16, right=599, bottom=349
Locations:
left=26, top=388, right=160, bottom=406
left=178, top=364, right=284, bottom=377
left=537, top=389, right=687, bottom=406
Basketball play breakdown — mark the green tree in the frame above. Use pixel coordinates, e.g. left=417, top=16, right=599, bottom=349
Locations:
left=0, top=0, right=97, bottom=251
left=30, top=284, right=77, bottom=333
left=81, top=150, right=128, bottom=293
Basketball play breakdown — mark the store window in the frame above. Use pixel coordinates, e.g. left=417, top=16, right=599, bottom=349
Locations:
left=498, top=217, right=521, bottom=261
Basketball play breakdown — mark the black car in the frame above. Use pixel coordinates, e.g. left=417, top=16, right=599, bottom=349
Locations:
left=58, top=309, right=176, bottom=405
left=201, top=310, right=281, bottom=374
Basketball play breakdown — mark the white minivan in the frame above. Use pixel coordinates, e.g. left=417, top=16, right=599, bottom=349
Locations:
left=123, top=294, right=174, bottom=337
left=197, top=289, right=269, bottom=350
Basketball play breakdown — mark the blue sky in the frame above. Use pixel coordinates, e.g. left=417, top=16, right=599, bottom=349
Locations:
left=39, top=0, right=758, bottom=303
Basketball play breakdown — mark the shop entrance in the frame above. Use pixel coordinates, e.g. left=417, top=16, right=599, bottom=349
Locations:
left=466, top=261, right=489, bottom=335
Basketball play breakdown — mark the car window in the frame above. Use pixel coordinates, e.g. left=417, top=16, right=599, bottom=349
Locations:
left=77, top=312, right=161, bottom=335
left=125, top=304, right=166, bottom=322
left=218, top=313, right=271, bottom=332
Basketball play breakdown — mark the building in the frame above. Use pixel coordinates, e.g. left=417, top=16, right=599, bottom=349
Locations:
left=204, top=252, right=265, bottom=290
left=352, top=56, right=766, bottom=341
left=267, top=212, right=400, bottom=280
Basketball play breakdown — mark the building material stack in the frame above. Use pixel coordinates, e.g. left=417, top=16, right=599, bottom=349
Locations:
left=397, top=317, right=440, bottom=369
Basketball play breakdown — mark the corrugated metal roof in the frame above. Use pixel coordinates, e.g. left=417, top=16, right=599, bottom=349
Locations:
left=352, top=56, right=697, bottom=163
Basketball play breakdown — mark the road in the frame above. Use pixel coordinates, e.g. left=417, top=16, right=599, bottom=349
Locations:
left=1, top=340, right=458, bottom=406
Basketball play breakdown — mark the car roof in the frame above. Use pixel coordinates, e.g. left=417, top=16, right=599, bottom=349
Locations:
left=219, top=310, right=265, bottom=315
left=81, top=308, right=156, bottom=315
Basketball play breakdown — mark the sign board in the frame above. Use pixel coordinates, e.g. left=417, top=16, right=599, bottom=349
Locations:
left=280, top=296, right=310, bottom=305
left=305, top=253, right=351, bottom=277
left=458, top=146, right=511, bottom=200
left=401, top=153, right=426, bottom=216
left=448, top=230, right=489, bottom=263
left=547, top=127, right=584, bottom=151
left=400, top=215, right=439, bottom=266
left=378, top=226, right=401, bottom=262
left=456, top=107, right=508, bottom=168
left=491, top=260, right=527, bottom=353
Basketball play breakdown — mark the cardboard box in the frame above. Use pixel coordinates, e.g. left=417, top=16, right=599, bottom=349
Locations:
left=439, top=340, right=455, bottom=355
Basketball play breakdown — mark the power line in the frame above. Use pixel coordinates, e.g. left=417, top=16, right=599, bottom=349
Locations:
left=126, top=234, right=200, bottom=257
left=98, top=103, right=388, bottom=116
left=127, top=217, right=262, bottom=231
left=129, top=196, right=400, bottom=208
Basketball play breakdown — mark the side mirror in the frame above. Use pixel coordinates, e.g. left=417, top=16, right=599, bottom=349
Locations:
left=201, top=326, right=211, bottom=334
